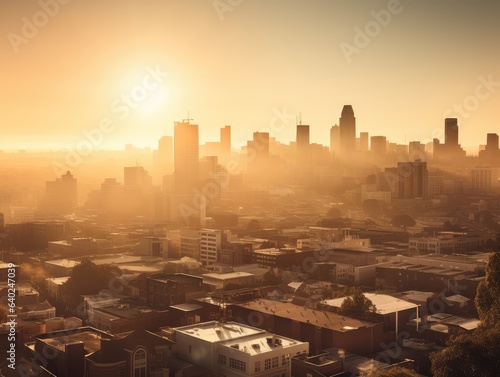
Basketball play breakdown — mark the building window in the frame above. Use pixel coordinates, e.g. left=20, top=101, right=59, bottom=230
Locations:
left=272, top=356, right=279, bottom=368
left=282, top=354, right=287, bottom=366
left=255, top=361, right=261, bottom=372
left=265, top=358, right=271, bottom=370
left=229, top=358, right=246, bottom=372
left=218, top=354, right=227, bottom=365
left=133, top=348, right=147, bottom=377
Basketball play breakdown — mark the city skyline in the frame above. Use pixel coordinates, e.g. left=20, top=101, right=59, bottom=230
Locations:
left=1, top=0, right=500, bottom=151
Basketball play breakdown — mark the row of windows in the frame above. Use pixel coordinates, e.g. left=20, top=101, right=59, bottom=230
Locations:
left=229, top=357, right=246, bottom=372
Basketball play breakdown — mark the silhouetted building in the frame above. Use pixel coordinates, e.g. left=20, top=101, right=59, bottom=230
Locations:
left=359, top=131, right=369, bottom=152
left=433, top=118, right=466, bottom=160
left=153, top=135, right=173, bottom=185
left=339, top=105, right=356, bottom=156
left=330, top=124, right=340, bottom=156
left=220, top=125, right=231, bottom=164
left=296, top=124, right=310, bottom=164
left=174, top=120, right=199, bottom=194
left=445, top=118, right=459, bottom=146
left=247, top=131, right=270, bottom=174
left=479, top=133, right=500, bottom=164
left=371, top=136, right=387, bottom=160
left=45, top=171, right=77, bottom=214
left=172, top=120, right=204, bottom=225
left=396, top=160, right=428, bottom=198
left=7, top=221, right=65, bottom=251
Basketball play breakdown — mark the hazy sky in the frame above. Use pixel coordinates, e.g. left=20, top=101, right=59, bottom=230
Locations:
left=1, top=0, right=500, bottom=152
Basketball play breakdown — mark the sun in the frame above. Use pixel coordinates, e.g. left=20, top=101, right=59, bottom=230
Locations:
left=138, top=85, right=168, bottom=113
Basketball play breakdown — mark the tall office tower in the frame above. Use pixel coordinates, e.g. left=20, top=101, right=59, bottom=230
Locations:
left=486, top=133, right=499, bottom=151
left=46, top=171, right=77, bottom=214
left=296, top=124, right=310, bottom=163
left=0, top=212, right=4, bottom=229
left=409, top=141, right=426, bottom=161
left=174, top=121, right=199, bottom=195
left=330, top=125, right=340, bottom=155
left=479, top=133, right=500, bottom=164
left=359, top=132, right=369, bottom=152
left=397, top=159, right=428, bottom=199
left=220, top=125, right=231, bottom=164
left=445, top=118, right=459, bottom=146
left=247, top=132, right=269, bottom=174
left=339, top=105, right=356, bottom=156
left=370, top=136, right=387, bottom=159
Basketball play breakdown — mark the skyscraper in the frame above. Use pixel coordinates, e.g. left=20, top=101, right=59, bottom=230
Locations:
left=247, top=132, right=269, bottom=174
left=220, top=125, right=231, bottom=164
left=296, top=124, right=310, bottom=163
left=174, top=121, right=199, bottom=195
left=370, top=136, right=387, bottom=160
left=339, top=105, right=356, bottom=156
left=445, top=118, right=459, bottom=146
left=330, top=125, right=340, bottom=156
left=359, top=132, right=369, bottom=153
left=171, top=120, right=205, bottom=226
left=397, top=160, right=428, bottom=198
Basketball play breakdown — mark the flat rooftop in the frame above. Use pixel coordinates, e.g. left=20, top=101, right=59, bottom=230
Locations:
left=38, top=330, right=106, bottom=354
left=174, top=321, right=264, bottom=343
left=219, top=332, right=305, bottom=356
left=324, top=293, right=417, bottom=315
left=236, top=299, right=371, bottom=331
left=203, top=271, right=254, bottom=280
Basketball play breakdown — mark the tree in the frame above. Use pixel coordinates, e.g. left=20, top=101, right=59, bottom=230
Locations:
left=62, top=259, right=121, bottom=311
left=259, top=240, right=276, bottom=249
left=475, top=252, right=500, bottom=326
left=375, top=366, right=418, bottom=377
left=326, top=207, right=342, bottom=218
left=431, top=253, right=500, bottom=377
left=431, top=327, right=500, bottom=377
left=391, top=214, right=416, bottom=231
left=338, top=287, right=377, bottom=320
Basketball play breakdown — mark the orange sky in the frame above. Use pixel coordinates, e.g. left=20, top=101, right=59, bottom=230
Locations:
left=1, top=0, right=499, bottom=153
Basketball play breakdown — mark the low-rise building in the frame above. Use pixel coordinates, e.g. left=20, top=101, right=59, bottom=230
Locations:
left=171, top=321, right=309, bottom=376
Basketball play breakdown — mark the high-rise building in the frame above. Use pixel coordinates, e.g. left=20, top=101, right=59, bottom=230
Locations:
left=486, top=133, right=499, bottom=151
left=339, top=105, right=356, bottom=156
left=153, top=135, right=174, bottom=186
left=45, top=171, right=77, bottom=214
left=296, top=124, right=310, bottom=163
left=247, top=132, right=269, bottom=174
left=330, top=125, right=340, bottom=156
left=199, top=228, right=222, bottom=267
left=370, top=136, right=387, bottom=160
left=396, top=160, right=428, bottom=198
left=220, top=125, right=231, bottom=164
left=359, top=132, right=369, bottom=153
left=434, top=119, right=465, bottom=160
left=174, top=121, right=199, bottom=195
left=445, top=118, right=459, bottom=146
